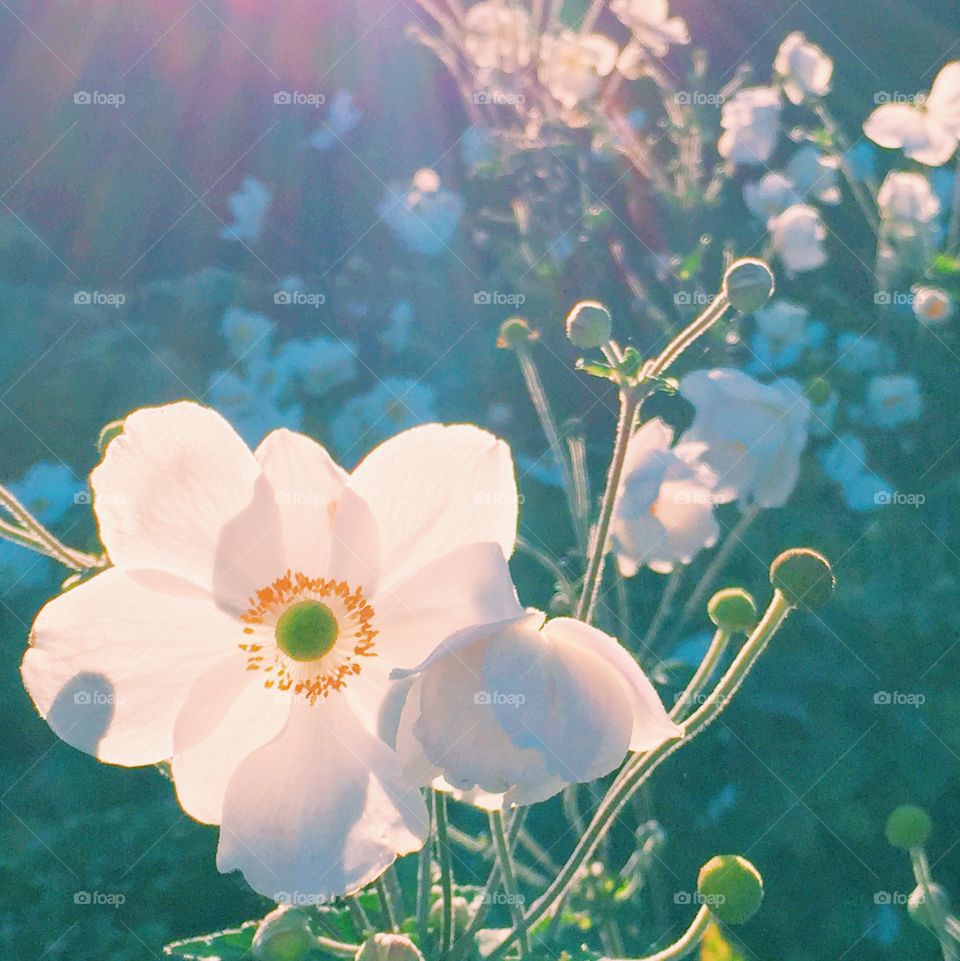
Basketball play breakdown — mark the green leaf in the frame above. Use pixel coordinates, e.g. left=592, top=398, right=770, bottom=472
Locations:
left=575, top=360, right=617, bottom=380
left=163, top=921, right=258, bottom=960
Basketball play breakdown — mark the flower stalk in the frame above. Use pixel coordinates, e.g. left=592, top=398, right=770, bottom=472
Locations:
left=489, top=809, right=530, bottom=958
left=433, top=790, right=455, bottom=954
left=603, top=905, right=712, bottom=961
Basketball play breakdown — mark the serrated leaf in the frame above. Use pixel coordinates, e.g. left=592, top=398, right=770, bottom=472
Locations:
left=163, top=921, right=258, bottom=960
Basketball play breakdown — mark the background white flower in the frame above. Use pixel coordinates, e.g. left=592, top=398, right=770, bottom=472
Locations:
left=865, top=374, right=922, bottom=428
left=774, top=32, right=833, bottom=104
left=538, top=31, right=619, bottom=109
left=464, top=2, right=533, bottom=73
left=717, top=87, right=781, bottom=165
left=379, top=168, right=464, bottom=257
left=769, top=204, right=828, bottom=274
left=219, top=176, right=271, bottom=244
left=912, top=286, right=954, bottom=326
left=610, top=0, right=689, bottom=57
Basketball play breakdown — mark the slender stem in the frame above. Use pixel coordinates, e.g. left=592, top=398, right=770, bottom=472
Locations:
left=515, top=537, right=575, bottom=597
left=376, top=877, right=399, bottom=933
left=314, top=934, right=362, bottom=958
left=486, top=591, right=794, bottom=961
left=911, top=846, right=956, bottom=961
left=604, top=905, right=712, bottom=961
left=347, top=896, right=373, bottom=937
left=385, top=866, right=406, bottom=930
left=945, top=915, right=960, bottom=943
left=433, top=790, right=455, bottom=954
left=516, top=346, right=587, bottom=553
left=672, top=505, right=761, bottom=641
left=640, top=567, right=685, bottom=655
left=489, top=810, right=530, bottom=958
left=949, top=152, right=960, bottom=252
left=644, top=295, right=729, bottom=381
left=577, top=391, right=640, bottom=624
left=580, top=0, right=605, bottom=32
left=417, top=800, right=433, bottom=948
left=670, top=629, right=731, bottom=722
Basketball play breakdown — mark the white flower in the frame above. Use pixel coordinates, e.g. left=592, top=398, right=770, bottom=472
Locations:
left=865, top=374, right=922, bottom=428
left=379, top=169, right=464, bottom=257
left=610, top=419, right=726, bottom=576
left=329, top=378, right=438, bottom=463
left=308, top=91, right=363, bottom=151
left=769, top=204, right=828, bottom=274
left=774, top=32, right=833, bottom=105
left=538, top=31, right=619, bottom=109
left=717, top=87, right=781, bottom=165
left=393, top=610, right=680, bottom=808
left=464, top=3, right=533, bottom=73
left=835, top=333, right=896, bottom=374
left=610, top=0, right=689, bottom=57
left=220, top=177, right=271, bottom=244
left=819, top=435, right=889, bottom=512
left=679, top=368, right=810, bottom=509
left=744, top=172, right=796, bottom=220
left=220, top=308, right=275, bottom=362
left=21, top=402, right=522, bottom=900
left=786, top=146, right=841, bottom=205
left=913, top=286, right=954, bottom=326
left=380, top=301, right=414, bottom=353
left=274, top=337, right=359, bottom=397
left=206, top=367, right=304, bottom=446
left=749, top=300, right=825, bottom=372
left=864, top=62, right=960, bottom=166
left=877, top=172, right=941, bottom=225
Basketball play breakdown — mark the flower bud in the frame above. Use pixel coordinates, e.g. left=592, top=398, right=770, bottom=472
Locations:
left=722, top=259, right=775, bottom=313
left=769, top=548, right=834, bottom=611
left=708, top=588, right=758, bottom=634
left=885, top=804, right=932, bottom=850
left=908, top=883, right=951, bottom=931
left=251, top=906, right=314, bottom=961
left=697, top=855, right=764, bottom=925
left=497, top=317, right=537, bottom=350
left=566, top=300, right=613, bottom=349
left=355, top=933, right=425, bottom=961
left=804, top=376, right=832, bottom=408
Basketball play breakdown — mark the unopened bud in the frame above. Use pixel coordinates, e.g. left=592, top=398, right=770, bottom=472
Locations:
left=770, top=548, right=834, bottom=611
left=697, top=855, right=764, bottom=925
left=251, top=906, right=314, bottom=961
left=566, top=300, right=613, bottom=349
left=708, top=588, right=758, bottom=634
left=355, top=933, right=425, bottom=961
left=722, top=259, right=775, bottom=313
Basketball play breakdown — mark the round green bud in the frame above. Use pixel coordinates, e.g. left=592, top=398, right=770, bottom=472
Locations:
left=355, top=934, right=426, bottom=961
left=722, top=258, right=775, bottom=313
left=697, top=855, right=764, bottom=925
left=769, top=548, right=835, bottom=611
left=251, top=906, right=314, bottom=961
left=275, top=600, right=339, bottom=662
left=497, top=317, right=537, bottom=350
left=885, top=805, right=932, bottom=850
left=708, top=588, right=758, bottom=634
left=566, top=300, right=613, bottom=349
left=97, top=418, right=125, bottom=455
left=804, top=377, right=832, bottom=408
left=908, top=883, right=951, bottom=931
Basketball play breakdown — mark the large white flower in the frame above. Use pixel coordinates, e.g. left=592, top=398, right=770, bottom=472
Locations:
left=717, top=87, right=782, bottom=165
left=769, top=204, right=828, bottom=275
left=21, top=402, right=522, bottom=901
left=877, top=172, right=941, bottom=227
left=864, top=63, right=960, bottom=166
left=773, top=32, right=833, bottom=105
left=220, top=176, right=271, bottom=244
left=392, top=610, right=680, bottom=808
left=610, top=419, right=726, bottom=576
left=464, top=3, right=533, bottom=73
left=610, top=0, right=689, bottom=57
left=679, top=369, right=810, bottom=509
left=538, top=30, right=619, bottom=109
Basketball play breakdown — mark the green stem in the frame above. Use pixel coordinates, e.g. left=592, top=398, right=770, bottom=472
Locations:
left=376, top=877, right=399, bottom=933
left=911, top=846, right=956, bottom=961
left=416, top=799, right=433, bottom=948
left=949, top=152, right=960, bottom=252
left=347, top=896, right=373, bottom=938
left=640, top=566, right=685, bottom=655
left=433, top=790, right=455, bottom=954
left=489, top=810, right=530, bottom=958
left=486, top=591, right=794, bottom=961
left=515, top=537, right=575, bottom=598
left=644, top=294, right=729, bottom=381
left=670, top=628, right=731, bottom=722
left=605, top=905, right=712, bottom=961
left=516, top=346, right=588, bottom=553
left=314, top=934, right=362, bottom=957
left=577, top=391, right=640, bottom=624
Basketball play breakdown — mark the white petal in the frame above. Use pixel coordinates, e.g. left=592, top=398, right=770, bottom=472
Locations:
left=375, top=541, right=524, bottom=673
left=927, top=62, right=960, bottom=134
left=255, top=429, right=347, bottom=576
left=217, top=697, right=428, bottom=901
left=172, top=677, right=291, bottom=824
left=543, top=618, right=681, bottom=751
left=327, top=488, right=380, bottom=592
left=907, top=119, right=958, bottom=166
left=349, top=424, right=518, bottom=592
left=21, top=569, right=242, bottom=765
left=863, top=104, right=921, bottom=149
left=91, top=402, right=270, bottom=594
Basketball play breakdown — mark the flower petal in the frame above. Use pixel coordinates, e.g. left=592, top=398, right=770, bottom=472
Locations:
left=863, top=104, right=919, bottom=149
left=349, top=424, right=518, bottom=592
left=216, top=697, right=428, bottom=901
left=542, top=618, right=681, bottom=751
left=21, top=568, right=241, bottom=765
left=91, top=402, right=268, bottom=593
left=927, top=62, right=960, bottom=135
left=255, top=429, right=348, bottom=576
left=327, top=488, right=380, bottom=593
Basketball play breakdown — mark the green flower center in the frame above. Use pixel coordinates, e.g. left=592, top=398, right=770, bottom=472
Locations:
left=275, top=600, right=339, bottom=662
